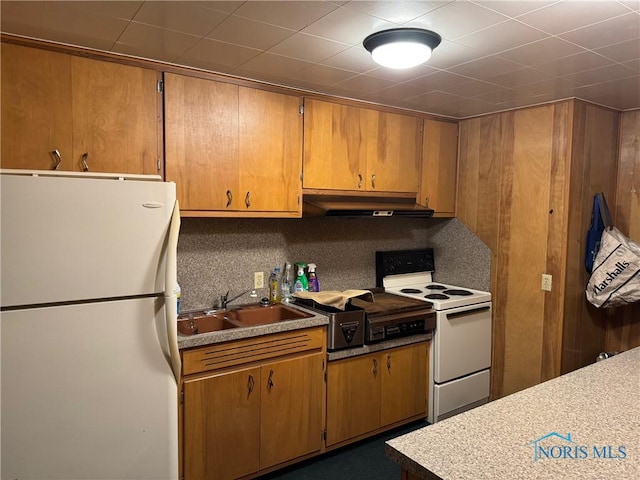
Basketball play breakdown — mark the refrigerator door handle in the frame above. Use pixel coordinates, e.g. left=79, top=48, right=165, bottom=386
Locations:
left=164, top=200, right=182, bottom=383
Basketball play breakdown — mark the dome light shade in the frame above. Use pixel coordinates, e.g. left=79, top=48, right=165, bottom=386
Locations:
left=363, top=28, right=442, bottom=70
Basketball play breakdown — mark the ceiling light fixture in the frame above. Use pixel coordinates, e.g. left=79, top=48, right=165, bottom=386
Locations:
left=363, top=28, right=442, bottom=70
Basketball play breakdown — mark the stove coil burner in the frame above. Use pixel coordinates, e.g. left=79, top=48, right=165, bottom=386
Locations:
left=425, top=293, right=449, bottom=300
left=400, top=288, right=423, bottom=294
left=443, top=289, right=473, bottom=296
left=426, top=284, right=447, bottom=290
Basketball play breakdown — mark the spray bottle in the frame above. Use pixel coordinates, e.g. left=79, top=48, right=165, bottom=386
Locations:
left=307, top=263, right=320, bottom=292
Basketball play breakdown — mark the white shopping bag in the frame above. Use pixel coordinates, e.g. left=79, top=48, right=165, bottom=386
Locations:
left=586, top=227, right=640, bottom=308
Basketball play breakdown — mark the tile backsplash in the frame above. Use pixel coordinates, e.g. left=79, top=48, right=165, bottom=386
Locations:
left=177, top=216, right=490, bottom=311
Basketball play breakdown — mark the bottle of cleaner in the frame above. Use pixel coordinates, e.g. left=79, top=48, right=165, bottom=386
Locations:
left=174, top=283, right=182, bottom=314
left=269, top=267, right=282, bottom=303
left=281, top=262, right=293, bottom=303
left=293, top=262, right=308, bottom=292
left=307, top=263, right=320, bottom=292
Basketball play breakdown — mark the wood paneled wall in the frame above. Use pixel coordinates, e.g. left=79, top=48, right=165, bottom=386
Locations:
left=606, top=110, right=640, bottom=352
left=458, top=100, right=621, bottom=399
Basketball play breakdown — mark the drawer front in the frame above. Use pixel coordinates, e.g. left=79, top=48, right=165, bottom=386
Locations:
left=182, top=327, right=325, bottom=375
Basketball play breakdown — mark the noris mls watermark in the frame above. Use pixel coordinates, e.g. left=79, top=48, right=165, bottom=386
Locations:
left=528, top=432, right=627, bottom=462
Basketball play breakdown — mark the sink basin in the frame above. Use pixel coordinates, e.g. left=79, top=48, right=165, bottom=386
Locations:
left=226, top=304, right=313, bottom=326
left=177, top=312, right=238, bottom=335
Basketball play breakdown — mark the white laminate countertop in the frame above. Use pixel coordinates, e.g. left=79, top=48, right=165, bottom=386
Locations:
left=386, top=346, right=640, bottom=480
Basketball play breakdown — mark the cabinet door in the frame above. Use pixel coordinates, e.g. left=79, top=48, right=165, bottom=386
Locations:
left=183, top=366, right=261, bottom=480
left=164, top=73, right=239, bottom=211
left=380, top=343, right=428, bottom=426
left=71, top=57, right=159, bottom=174
left=303, top=99, right=366, bottom=190
left=326, top=354, right=381, bottom=446
left=1, top=43, right=73, bottom=170
left=260, top=352, right=324, bottom=469
left=366, top=111, right=422, bottom=193
left=239, top=87, right=302, bottom=213
left=419, top=119, right=458, bottom=216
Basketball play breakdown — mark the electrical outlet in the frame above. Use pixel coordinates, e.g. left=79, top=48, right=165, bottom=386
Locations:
left=254, top=271, right=264, bottom=289
left=541, top=274, right=552, bottom=292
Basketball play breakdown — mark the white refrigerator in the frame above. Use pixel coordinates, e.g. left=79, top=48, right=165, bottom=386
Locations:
left=0, top=169, right=181, bottom=479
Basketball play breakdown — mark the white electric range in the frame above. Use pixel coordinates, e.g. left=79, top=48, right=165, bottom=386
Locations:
left=376, top=249, right=492, bottom=423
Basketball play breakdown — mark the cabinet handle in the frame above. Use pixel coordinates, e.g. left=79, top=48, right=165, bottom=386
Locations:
left=50, top=150, right=62, bottom=170
left=372, top=358, right=378, bottom=377
left=226, top=190, right=233, bottom=208
left=81, top=152, right=89, bottom=172
left=267, top=369, right=274, bottom=391
left=425, top=197, right=430, bottom=208
left=245, top=191, right=251, bottom=208
left=386, top=354, right=391, bottom=373
left=247, top=374, right=255, bottom=397
left=371, top=174, right=376, bottom=189
left=357, top=173, right=363, bottom=189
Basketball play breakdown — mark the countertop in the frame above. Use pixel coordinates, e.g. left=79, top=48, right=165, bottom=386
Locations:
left=386, top=346, right=640, bottom=480
left=177, top=304, right=329, bottom=349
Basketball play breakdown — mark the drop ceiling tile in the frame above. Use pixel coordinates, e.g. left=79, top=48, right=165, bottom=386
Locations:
left=517, top=0, right=631, bottom=35
left=301, top=6, right=395, bottom=45
left=559, top=12, right=640, bottom=50
left=370, top=82, right=434, bottom=102
left=594, top=38, right=640, bottom=63
left=333, top=73, right=396, bottom=93
left=405, top=90, right=464, bottom=108
left=56, top=1, right=143, bottom=19
left=619, top=0, right=640, bottom=11
left=405, top=1, right=509, bottom=40
left=182, top=38, right=261, bottom=67
left=470, top=0, right=558, bottom=18
left=442, top=80, right=503, bottom=97
left=623, top=59, right=640, bottom=71
left=342, top=1, right=451, bottom=24
left=132, top=1, right=229, bottom=36
left=288, top=64, right=357, bottom=85
left=483, top=67, right=553, bottom=88
left=206, top=16, right=296, bottom=50
left=171, top=56, right=236, bottom=76
left=454, top=19, right=547, bottom=57
left=535, top=51, right=615, bottom=76
left=233, top=1, right=339, bottom=30
left=366, top=64, right=439, bottom=82
left=497, top=37, right=586, bottom=66
left=119, top=23, right=202, bottom=61
left=268, top=32, right=350, bottom=63
left=239, top=52, right=315, bottom=76
left=472, top=88, right=520, bottom=105
left=449, top=55, right=525, bottom=80
left=574, top=76, right=640, bottom=109
left=406, top=70, right=473, bottom=89
left=320, top=45, right=378, bottom=72
left=561, top=63, right=637, bottom=86
left=517, top=77, right=579, bottom=98
left=187, top=1, right=244, bottom=14
left=425, top=40, right=484, bottom=69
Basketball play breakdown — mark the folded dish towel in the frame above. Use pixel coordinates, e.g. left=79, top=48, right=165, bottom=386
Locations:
left=294, top=290, right=374, bottom=310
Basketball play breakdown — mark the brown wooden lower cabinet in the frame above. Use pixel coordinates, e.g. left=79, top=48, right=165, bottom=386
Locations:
left=180, top=327, right=325, bottom=480
left=326, top=342, right=428, bottom=447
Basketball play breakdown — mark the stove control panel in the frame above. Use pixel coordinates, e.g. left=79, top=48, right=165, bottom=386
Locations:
left=375, top=249, right=436, bottom=286
left=365, top=311, right=436, bottom=344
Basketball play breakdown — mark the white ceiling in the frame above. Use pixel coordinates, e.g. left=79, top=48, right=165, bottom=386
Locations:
left=2, top=0, right=639, bottom=118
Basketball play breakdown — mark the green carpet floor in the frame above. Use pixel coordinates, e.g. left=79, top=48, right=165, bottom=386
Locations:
left=258, top=420, right=429, bottom=480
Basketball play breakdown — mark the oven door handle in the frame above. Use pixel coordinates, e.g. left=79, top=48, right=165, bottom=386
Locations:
left=445, top=305, right=491, bottom=320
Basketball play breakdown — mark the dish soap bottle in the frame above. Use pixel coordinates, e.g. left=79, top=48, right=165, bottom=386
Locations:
left=281, top=262, right=293, bottom=303
left=269, top=267, right=282, bottom=303
left=307, top=263, right=320, bottom=292
left=293, top=262, right=308, bottom=292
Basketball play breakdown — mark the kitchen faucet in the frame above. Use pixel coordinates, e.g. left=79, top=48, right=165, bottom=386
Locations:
left=219, top=288, right=257, bottom=309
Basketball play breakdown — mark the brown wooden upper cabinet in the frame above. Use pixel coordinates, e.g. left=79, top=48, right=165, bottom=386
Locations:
left=303, top=98, right=422, bottom=194
left=164, top=73, right=303, bottom=217
left=1, top=43, right=160, bottom=174
left=419, top=119, right=458, bottom=217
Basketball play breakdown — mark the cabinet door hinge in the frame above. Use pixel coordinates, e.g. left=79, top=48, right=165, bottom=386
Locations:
left=322, top=429, right=327, bottom=442
left=300, top=172, right=303, bottom=182
left=180, top=390, right=184, bottom=404
left=299, top=104, right=304, bottom=115
left=157, top=80, right=164, bottom=94
left=156, top=158, right=161, bottom=173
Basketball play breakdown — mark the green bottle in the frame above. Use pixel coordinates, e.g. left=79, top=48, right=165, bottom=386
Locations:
left=293, top=262, right=308, bottom=292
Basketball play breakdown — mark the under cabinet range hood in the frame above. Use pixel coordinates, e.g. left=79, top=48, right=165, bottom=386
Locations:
left=303, top=193, right=434, bottom=218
